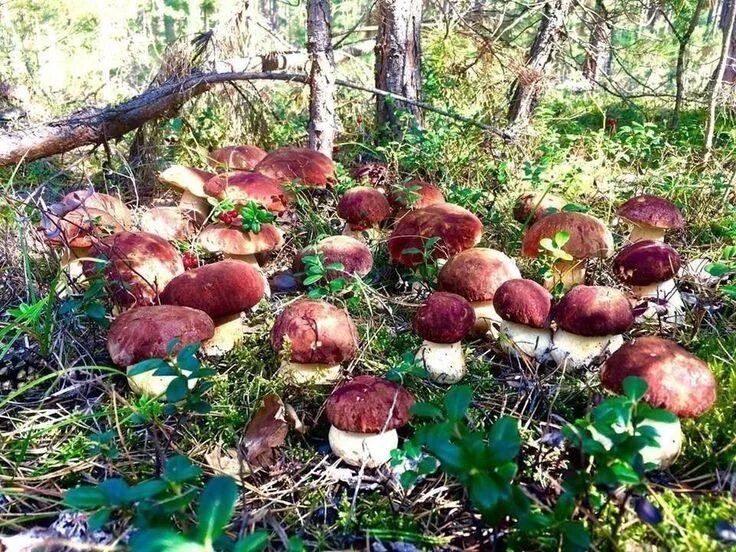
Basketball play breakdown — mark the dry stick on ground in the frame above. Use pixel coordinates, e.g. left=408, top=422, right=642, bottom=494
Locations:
left=0, top=71, right=513, bottom=167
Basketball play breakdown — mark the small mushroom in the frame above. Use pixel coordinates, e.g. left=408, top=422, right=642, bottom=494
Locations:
left=139, top=206, right=196, bottom=242
left=414, top=292, right=476, bottom=384
left=293, top=235, right=373, bottom=283
left=255, top=147, right=336, bottom=188
left=208, top=145, right=267, bottom=171
left=616, top=194, right=684, bottom=243
left=337, top=186, right=391, bottom=240
left=204, top=171, right=291, bottom=214
left=198, top=222, right=284, bottom=267
left=326, top=375, right=414, bottom=468
left=551, top=285, right=633, bottom=368
left=349, top=162, right=388, bottom=192
left=61, top=190, right=132, bottom=228
left=158, top=165, right=214, bottom=221
left=512, top=192, right=567, bottom=225
left=387, top=179, right=445, bottom=218
left=271, top=299, right=358, bottom=384
left=493, top=279, right=553, bottom=363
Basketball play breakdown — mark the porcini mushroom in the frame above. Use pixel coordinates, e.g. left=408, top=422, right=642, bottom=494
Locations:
left=158, top=165, right=214, bottom=221
left=293, top=235, right=373, bottom=283
left=326, top=375, right=414, bottom=468
left=512, top=192, right=567, bottom=225
left=337, top=186, right=391, bottom=240
left=388, top=179, right=445, bottom=218
left=139, top=206, right=196, bottom=242
left=198, top=222, right=284, bottom=267
left=493, top=279, right=553, bottom=362
left=271, top=299, right=358, bottom=384
left=255, top=147, right=336, bottom=188
left=204, top=171, right=291, bottom=214
left=616, top=194, right=684, bottom=243
left=61, top=190, right=132, bottom=228
left=414, top=292, right=476, bottom=384
left=349, top=162, right=388, bottom=192
left=208, top=145, right=267, bottom=171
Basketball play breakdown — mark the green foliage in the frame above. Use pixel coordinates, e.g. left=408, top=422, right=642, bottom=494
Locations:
left=298, top=251, right=356, bottom=299
left=238, top=201, right=276, bottom=234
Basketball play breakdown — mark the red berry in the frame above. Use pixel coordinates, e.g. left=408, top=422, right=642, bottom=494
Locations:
left=182, top=252, right=199, bottom=270
left=218, top=209, right=239, bottom=225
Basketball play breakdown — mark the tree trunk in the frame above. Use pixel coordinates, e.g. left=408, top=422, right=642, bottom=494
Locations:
left=307, top=0, right=336, bottom=157
left=671, top=0, right=706, bottom=128
left=375, top=0, right=423, bottom=135
left=582, top=0, right=612, bottom=82
left=507, top=0, right=573, bottom=126
left=705, top=0, right=736, bottom=159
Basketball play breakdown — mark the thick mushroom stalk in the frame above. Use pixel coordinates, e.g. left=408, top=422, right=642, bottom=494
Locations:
left=499, top=321, right=553, bottom=362
left=127, top=366, right=197, bottom=398
left=202, top=314, right=245, bottom=356
left=631, top=279, right=684, bottom=324
left=278, top=361, right=341, bottom=385
left=158, top=165, right=214, bottom=222
left=628, top=224, right=666, bottom=243
left=550, top=331, right=624, bottom=368
left=549, top=259, right=586, bottom=290
left=470, top=301, right=501, bottom=335
left=328, top=426, right=399, bottom=468
left=415, top=340, right=466, bottom=384
left=616, top=195, right=684, bottom=244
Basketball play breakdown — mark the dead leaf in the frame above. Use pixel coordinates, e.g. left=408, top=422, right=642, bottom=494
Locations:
left=205, top=445, right=249, bottom=478
left=284, top=402, right=306, bottom=433
left=240, top=394, right=289, bottom=469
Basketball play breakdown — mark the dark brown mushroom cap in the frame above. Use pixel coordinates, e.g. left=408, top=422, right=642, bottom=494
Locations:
left=293, top=236, right=373, bottom=281
left=161, top=260, right=265, bottom=319
left=107, top=305, right=214, bottom=366
left=271, top=299, right=358, bottom=364
left=493, top=279, right=552, bottom=328
left=326, top=375, right=415, bottom=433
left=521, top=212, right=613, bottom=260
left=203, top=172, right=291, bottom=214
left=388, top=179, right=445, bottom=212
left=337, top=186, right=392, bottom=229
left=413, top=292, right=476, bottom=343
left=616, top=195, right=684, bottom=230
left=208, top=145, right=268, bottom=171
left=601, top=336, right=716, bottom=418
left=255, top=147, right=336, bottom=188
left=158, top=166, right=215, bottom=198
left=613, top=240, right=682, bottom=286
left=513, top=192, right=567, bottom=225
left=199, top=223, right=284, bottom=255
left=139, top=207, right=196, bottom=242
left=553, top=285, right=634, bottom=336
left=349, top=162, right=388, bottom=188
left=83, top=231, right=184, bottom=309
left=61, top=191, right=132, bottom=228
left=437, top=248, right=521, bottom=302
left=388, top=203, right=483, bottom=267
left=42, top=207, right=124, bottom=249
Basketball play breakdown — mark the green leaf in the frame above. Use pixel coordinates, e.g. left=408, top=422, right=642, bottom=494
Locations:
left=196, top=476, right=238, bottom=546
left=539, top=238, right=555, bottom=251
left=129, top=529, right=207, bottom=552
left=234, top=531, right=270, bottom=552
left=127, top=479, right=168, bottom=502
left=622, top=376, right=648, bottom=401
left=416, top=456, right=439, bottom=475
left=176, top=343, right=201, bottom=371
left=166, top=337, right=181, bottom=355
left=128, top=358, right=169, bottom=377
left=98, top=478, right=130, bottom=506
left=65, top=486, right=107, bottom=510
left=152, top=364, right=178, bottom=377
left=469, top=473, right=499, bottom=513
left=561, top=521, right=591, bottom=551
left=554, top=231, right=570, bottom=247
left=609, top=461, right=642, bottom=485
left=444, top=385, right=472, bottom=420
left=410, top=402, right=443, bottom=419
left=164, top=456, right=202, bottom=483
left=487, top=416, right=520, bottom=463
left=87, top=508, right=111, bottom=531
left=287, top=536, right=305, bottom=552
left=302, top=274, right=322, bottom=285
left=166, top=377, right=190, bottom=402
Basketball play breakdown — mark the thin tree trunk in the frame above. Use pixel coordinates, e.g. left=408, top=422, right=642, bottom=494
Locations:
left=307, top=0, right=336, bottom=157
left=705, top=0, right=736, bottom=159
left=375, top=0, right=423, bottom=136
left=582, top=0, right=612, bottom=82
left=507, top=0, right=573, bottom=125
left=671, top=0, right=706, bottom=128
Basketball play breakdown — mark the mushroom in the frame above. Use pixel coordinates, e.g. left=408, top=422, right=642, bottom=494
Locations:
left=387, top=179, right=445, bottom=218
left=161, top=260, right=266, bottom=355
left=512, top=192, right=567, bottom=225
left=388, top=203, right=483, bottom=267
left=349, top=162, right=388, bottom=192
left=414, top=292, right=476, bottom=384
left=493, top=279, right=553, bottom=362
left=61, top=190, right=132, bottom=228
left=208, top=145, right=267, bottom=171
left=616, top=194, right=684, bottom=243
left=612, top=240, right=684, bottom=324
left=254, top=147, right=336, bottom=188
left=271, top=299, right=359, bottom=384
left=158, top=165, right=214, bottom=221
left=198, top=222, right=284, bottom=267
left=522, top=211, right=613, bottom=290
left=107, top=305, right=214, bottom=397
left=437, top=248, right=521, bottom=334
left=139, top=206, right=196, bottom=242
left=326, top=375, right=414, bottom=468
left=204, top=171, right=291, bottom=214
left=337, top=186, right=391, bottom=240
left=293, top=235, right=373, bottom=283
left=551, top=285, right=633, bottom=368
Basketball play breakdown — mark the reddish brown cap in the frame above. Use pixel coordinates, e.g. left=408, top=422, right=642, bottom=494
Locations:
left=139, top=207, right=196, bottom=242
left=493, top=279, right=552, bottom=328
left=437, top=248, right=521, bottom=302
left=522, top=212, right=613, bottom=260
left=613, top=240, right=681, bottom=286
left=293, top=235, right=373, bottom=281
left=107, top=305, right=214, bottom=366
left=337, top=186, right=391, bottom=229
left=616, top=195, right=684, bottom=230
left=388, top=203, right=483, bottom=267
left=204, top=172, right=291, bottom=214
left=161, top=259, right=265, bottom=318
left=413, top=292, right=475, bottom=343
left=84, top=231, right=184, bottom=309
left=553, top=285, right=634, bottom=336
left=601, top=336, right=716, bottom=418
left=326, top=375, right=415, bottom=433
left=513, top=192, right=567, bottom=225
left=158, top=166, right=214, bottom=197
left=199, top=223, right=284, bottom=256
left=271, top=299, right=358, bottom=364
left=255, top=147, right=336, bottom=188
left=349, top=162, right=388, bottom=189
left=388, top=179, right=445, bottom=213
left=42, top=207, right=124, bottom=249
left=208, top=145, right=267, bottom=171
left=61, top=191, right=132, bottom=228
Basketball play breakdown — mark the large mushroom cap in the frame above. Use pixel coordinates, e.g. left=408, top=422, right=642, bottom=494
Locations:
left=553, top=285, right=634, bottom=336
left=204, top=172, right=291, bottom=214
left=271, top=299, right=358, bottom=364
left=42, top=207, right=125, bottom=249
left=438, top=248, right=521, bottom=302
left=293, top=235, right=373, bottom=281
left=616, top=195, right=684, bottom=230
left=107, top=305, right=214, bottom=366
left=613, top=240, right=682, bottom=286
left=388, top=179, right=445, bottom=213
left=158, top=165, right=214, bottom=198
left=208, top=145, right=268, bottom=171
left=61, top=191, right=132, bottom=228
left=388, top=203, right=483, bottom=267
left=513, top=192, right=567, bottom=225
left=139, top=207, right=196, bottom=242
left=601, top=336, right=716, bottom=418
left=349, top=162, right=388, bottom=189
left=326, top=375, right=415, bottom=433
left=255, top=147, right=336, bottom=188
left=199, top=223, right=284, bottom=256
left=413, top=292, right=476, bottom=343
left=521, top=212, right=613, bottom=260
left=337, top=186, right=391, bottom=229
left=493, top=279, right=552, bottom=328
left=161, top=259, right=265, bottom=319
left=84, top=231, right=184, bottom=308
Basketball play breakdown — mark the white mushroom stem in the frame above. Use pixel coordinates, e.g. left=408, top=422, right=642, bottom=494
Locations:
left=328, top=425, right=398, bottom=468
left=415, top=340, right=466, bottom=384
left=127, top=365, right=196, bottom=398
left=471, top=301, right=500, bottom=335
left=631, top=279, right=684, bottom=324
left=278, top=361, right=341, bottom=384
left=341, top=224, right=380, bottom=242
left=628, top=223, right=665, bottom=243
left=223, top=252, right=259, bottom=267
left=56, top=247, right=93, bottom=297
left=550, top=331, right=624, bottom=368
left=202, top=313, right=243, bottom=356
left=178, top=190, right=210, bottom=222
left=498, top=320, right=553, bottom=363
left=546, top=260, right=586, bottom=291
left=588, top=417, right=682, bottom=469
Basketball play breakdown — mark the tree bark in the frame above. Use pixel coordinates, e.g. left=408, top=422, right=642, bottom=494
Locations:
left=671, top=0, right=707, bottom=128
left=719, top=0, right=736, bottom=83
left=507, top=0, right=573, bottom=125
left=375, top=0, right=423, bottom=135
left=705, top=0, right=736, bottom=159
left=307, top=0, right=336, bottom=157
left=582, top=0, right=612, bottom=82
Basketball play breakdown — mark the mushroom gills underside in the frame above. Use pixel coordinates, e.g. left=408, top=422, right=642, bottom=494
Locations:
left=627, top=223, right=666, bottom=243
left=550, top=331, right=624, bottom=368
left=415, top=340, right=466, bottom=384
left=278, top=361, right=341, bottom=384
left=328, top=425, right=398, bottom=468
left=498, top=320, right=553, bottom=362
